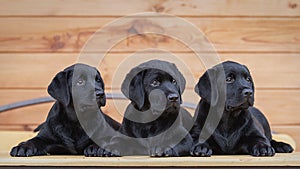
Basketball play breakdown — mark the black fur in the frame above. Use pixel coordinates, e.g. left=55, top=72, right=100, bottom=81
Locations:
left=103, top=68, right=193, bottom=157
left=10, top=63, right=120, bottom=157
left=190, top=61, right=294, bottom=157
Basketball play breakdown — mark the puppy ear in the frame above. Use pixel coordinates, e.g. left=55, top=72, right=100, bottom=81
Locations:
left=129, top=71, right=145, bottom=110
left=195, top=68, right=221, bottom=106
left=48, top=71, right=71, bottom=106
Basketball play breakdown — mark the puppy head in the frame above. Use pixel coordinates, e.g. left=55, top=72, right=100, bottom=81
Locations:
left=223, top=61, right=254, bottom=111
left=128, top=69, right=182, bottom=112
left=195, top=61, right=254, bottom=111
left=122, top=60, right=186, bottom=112
left=47, top=63, right=106, bottom=112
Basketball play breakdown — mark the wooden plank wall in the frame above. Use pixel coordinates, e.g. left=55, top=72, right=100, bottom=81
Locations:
left=0, top=0, right=299, bottom=150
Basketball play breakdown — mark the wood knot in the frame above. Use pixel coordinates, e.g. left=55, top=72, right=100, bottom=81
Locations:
left=51, top=41, right=65, bottom=50
left=288, top=2, right=298, bottom=9
left=153, top=4, right=165, bottom=12
left=128, top=20, right=164, bottom=35
left=53, top=35, right=61, bottom=41
left=51, top=35, right=65, bottom=50
left=42, top=34, right=66, bottom=51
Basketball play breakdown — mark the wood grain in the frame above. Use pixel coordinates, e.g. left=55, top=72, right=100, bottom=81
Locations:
left=0, top=0, right=299, bottom=17
left=0, top=18, right=299, bottom=52
left=0, top=124, right=37, bottom=131
left=1, top=152, right=300, bottom=167
left=0, top=53, right=299, bottom=89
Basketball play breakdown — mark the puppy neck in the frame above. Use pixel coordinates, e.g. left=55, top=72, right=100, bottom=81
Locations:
left=200, top=99, right=243, bottom=118
left=132, top=102, right=150, bottom=112
left=125, top=103, right=179, bottom=124
left=58, top=102, right=79, bottom=123
left=223, top=109, right=243, bottom=119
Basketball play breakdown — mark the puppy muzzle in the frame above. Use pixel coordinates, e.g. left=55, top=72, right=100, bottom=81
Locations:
left=225, top=99, right=252, bottom=112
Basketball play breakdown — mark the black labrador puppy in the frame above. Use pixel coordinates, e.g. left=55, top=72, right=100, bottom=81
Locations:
left=98, top=60, right=193, bottom=157
left=10, top=63, right=120, bottom=157
left=190, top=61, right=294, bottom=157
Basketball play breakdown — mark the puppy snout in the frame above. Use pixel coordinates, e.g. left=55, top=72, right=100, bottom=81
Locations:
left=242, top=89, right=253, bottom=97
left=168, top=93, right=179, bottom=102
left=96, top=90, right=105, bottom=98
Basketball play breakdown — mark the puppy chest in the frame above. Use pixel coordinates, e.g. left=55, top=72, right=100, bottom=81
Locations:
left=67, top=127, right=90, bottom=147
left=212, top=129, right=243, bottom=153
left=136, top=125, right=170, bottom=138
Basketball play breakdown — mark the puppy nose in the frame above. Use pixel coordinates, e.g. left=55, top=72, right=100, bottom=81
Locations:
left=96, top=90, right=105, bottom=97
left=168, top=93, right=179, bottom=102
left=243, top=89, right=253, bottom=97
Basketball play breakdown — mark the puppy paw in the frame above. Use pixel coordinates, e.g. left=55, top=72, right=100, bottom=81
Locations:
left=150, top=146, right=179, bottom=157
left=250, top=143, right=275, bottom=157
left=102, top=149, right=121, bottom=157
left=190, top=143, right=212, bottom=157
left=84, top=144, right=120, bottom=157
left=271, top=140, right=294, bottom=153
left=10, top=142, right=39, bottom=157
left=84, top=144, right=100, bottom=157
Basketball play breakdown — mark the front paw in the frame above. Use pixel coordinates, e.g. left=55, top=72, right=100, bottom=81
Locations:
left=10, top=142, right=40, bottom=157
left=271, top=140, right=294, bottom=153
left=84, top=144, right=101, bottom=157
left=250, top=143, right=275, bottom=157
left=150, top=146, right=179, bottom=157
left=190, top=143, right=212, bottom=157
left=102, top=149, right=121, bottom=157
left=84, top=144, right=120, bottom=157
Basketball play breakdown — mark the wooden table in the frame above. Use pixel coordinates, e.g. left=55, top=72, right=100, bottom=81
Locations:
left=0, top=131, right=299, bottom=168
left=0, top=152, right=299, bottom=168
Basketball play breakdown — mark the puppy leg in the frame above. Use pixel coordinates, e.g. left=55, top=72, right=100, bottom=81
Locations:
left=170, top=134, right=193, bottom=156
left=92, top=135, right=130, bottom=157
left=84, top=143, right=116, bottom=157
left=190, top=142, right=212, bottom=157
left=10, top=137, right=48, bottom=157
left=149, top=142, right=181, bottom=157
left=250, top=108, right=291, bottom=154
left=242, top=129, right=275, bottom=156
left=84, top=143, right=99, bottom=157
left=271, top=140, right=294, bottom=153
left=150, top=128, right=192, bottom=157
left=249, top=142, right=275, bottom=157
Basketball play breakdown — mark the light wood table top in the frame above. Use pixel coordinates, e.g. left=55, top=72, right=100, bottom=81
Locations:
left=0, top=152, right=299, bottom=167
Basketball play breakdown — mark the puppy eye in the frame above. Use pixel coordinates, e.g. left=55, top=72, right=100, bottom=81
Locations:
left=245, top=77, right=252, bottom=82
left=151, top=80, right=160, bottom=87
left=172, top=79, right=177, bottom=85
left=77, top=79, right=86, bottom=86
left=96, top=77, right=101, bottom=82
left=226, top=76, right=234, bottom=83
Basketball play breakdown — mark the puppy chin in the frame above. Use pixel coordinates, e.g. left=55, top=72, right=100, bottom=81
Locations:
left=96, top=98, right=106, bottom=107
left=225, top=101, right=252, bottom=112
left=165, top=102, right=180, bottom=112
left=75, top=104, right=99, bottom=113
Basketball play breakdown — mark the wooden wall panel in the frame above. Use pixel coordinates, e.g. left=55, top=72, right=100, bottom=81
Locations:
left=0, top=0, right=299, bottom=17
left=0, top=53, right=299, bottom=89
left=0, top=18, right=299, bottom=53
